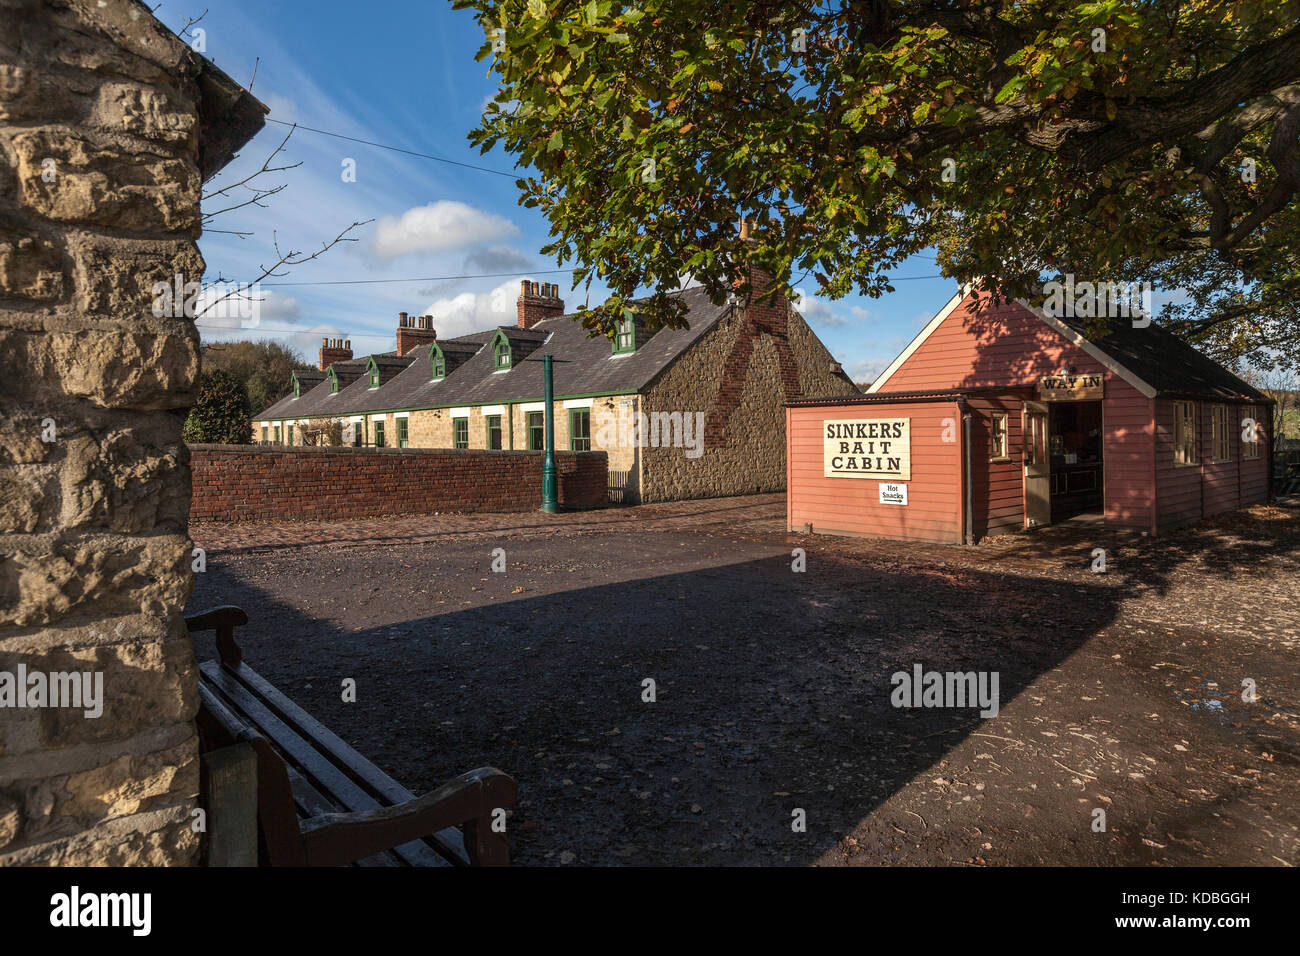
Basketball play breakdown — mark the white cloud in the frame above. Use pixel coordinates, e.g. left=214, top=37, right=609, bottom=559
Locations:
left=846, top=358, right=890, bottom=385
left=370, top=201, right=519, bottom=260
left=423, top=278, right=522, bottom=339
left=792, top=290, right=849, bottom=327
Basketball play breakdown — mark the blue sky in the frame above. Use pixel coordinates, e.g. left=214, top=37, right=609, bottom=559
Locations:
left=172, top=0, right=962, bottom=383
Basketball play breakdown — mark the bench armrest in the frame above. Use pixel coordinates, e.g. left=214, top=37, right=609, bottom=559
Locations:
left=184, top=605, right=248, bottom=667
left=298, top=767, right=518, bottom=867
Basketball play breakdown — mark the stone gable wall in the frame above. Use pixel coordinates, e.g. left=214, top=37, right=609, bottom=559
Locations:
left=640, top=284, right=857, bottom=502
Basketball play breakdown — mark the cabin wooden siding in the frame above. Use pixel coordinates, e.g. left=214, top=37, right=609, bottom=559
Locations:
left=964, top=394, right=1026, bottom=538
left=876, top=295, right=1154, bottom=531
left=1154, top=399, right=1270, bottom=531
left=786, top=400, right=964, bottom=543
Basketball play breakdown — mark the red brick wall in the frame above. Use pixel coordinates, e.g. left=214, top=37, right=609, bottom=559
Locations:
left=188, top=445, right=607, bottom=521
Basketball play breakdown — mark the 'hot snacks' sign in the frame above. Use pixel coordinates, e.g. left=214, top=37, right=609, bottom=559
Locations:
left=824, top=419, right=911, bottom=480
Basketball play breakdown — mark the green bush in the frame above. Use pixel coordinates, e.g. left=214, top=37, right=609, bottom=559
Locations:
left=183, top=368, right=252, bottom=444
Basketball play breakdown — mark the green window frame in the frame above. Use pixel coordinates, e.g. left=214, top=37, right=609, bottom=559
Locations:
left=397, top=417, right=409, bottom=448
left=527, top=411, right=544, bottom=450
left=570, top=408, right=591, bottom=450
left=613, top=317, right=636, bottom=354
left=328, top=367, right=339, bottom=393
left=293, top=377, right=301, bottom=398
left=453, top=417, right=469, bottom=449
left=374, top=420, right=385, bottom=448
left=493, top=332, right=512, bottom=370
left=430, top=344, right=446, bottom=380
left=287, top=424, right=294, bottom=445
left=487, top=414, right=503, bottom=450
left=274, top=425, right=282, bottom=443
left=261, top=425, right=268, bottom=443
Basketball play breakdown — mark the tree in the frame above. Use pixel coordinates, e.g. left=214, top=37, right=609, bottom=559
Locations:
left=460, top=0, right=1300, bottom=365
left=202, top=340, right=304, bottom=415
left=183, top=369, right=253, bottom=444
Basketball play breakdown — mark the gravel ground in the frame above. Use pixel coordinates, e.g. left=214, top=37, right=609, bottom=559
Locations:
left=189, top=496, right=1300, bottom=866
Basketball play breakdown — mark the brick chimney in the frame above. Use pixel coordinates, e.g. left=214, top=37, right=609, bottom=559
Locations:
left=318, top=337, right=353, bottom=371
left=731, top=217, right=782, bottom=311
left=517, top=280, right=565, bottom=329
left=396, top=311, right=438, bottom=355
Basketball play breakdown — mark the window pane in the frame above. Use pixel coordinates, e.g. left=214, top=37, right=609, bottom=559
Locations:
left=571, top=409, right=591, bottom=450
left=528, top=411, right=544, bottom=450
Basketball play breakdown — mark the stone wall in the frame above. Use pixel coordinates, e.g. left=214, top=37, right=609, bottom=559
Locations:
left=189, top=444, right=608, bottom=521
left=0, top=0, right=260, bottom=865
left=639, top=280, right=858, bottom=502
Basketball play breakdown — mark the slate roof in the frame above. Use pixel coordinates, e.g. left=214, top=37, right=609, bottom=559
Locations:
left=255, top=286, right=734, bottom=421
left=1052, top=312, right=1270, bottom=403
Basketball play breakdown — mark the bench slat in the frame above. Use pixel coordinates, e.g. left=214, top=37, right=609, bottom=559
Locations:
left=282, top=763, right=403, bottom=867
left=200, top=662, right=452, bottom=867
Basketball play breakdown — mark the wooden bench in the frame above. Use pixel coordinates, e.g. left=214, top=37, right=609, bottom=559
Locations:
left=186, top=605, right=516, bottom=866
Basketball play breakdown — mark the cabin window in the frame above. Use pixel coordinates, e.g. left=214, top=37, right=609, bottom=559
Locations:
left=1173, top=401, right=1197, bottom=465
left=453, top=417, right=469, bottom=449
left=487, top=414, right=503, bottom=450
left=374, top=420, right=385, bottom=448
left=990, top=413, right=1009, bottom=461
left=1242, top=406, right=1260, bottom=459
left=570, top=409, right=591, bottom=450
left=527, top=411, right=545, bottom=450
left=1212, top=404, right=1231, bottom=462
left=397, top=418, right=409, bottom=448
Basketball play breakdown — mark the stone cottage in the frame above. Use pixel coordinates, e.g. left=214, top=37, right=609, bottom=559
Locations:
left=253, top=264, right=858, bottom=503
left=0, top=0, right=265, bottom=864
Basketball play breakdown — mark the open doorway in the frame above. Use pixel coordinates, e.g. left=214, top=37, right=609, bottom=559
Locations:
left=1048, top=401, right=1104, bottom=523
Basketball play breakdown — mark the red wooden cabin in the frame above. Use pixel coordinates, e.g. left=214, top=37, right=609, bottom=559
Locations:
left=787, top=288, right=1274, bottom=543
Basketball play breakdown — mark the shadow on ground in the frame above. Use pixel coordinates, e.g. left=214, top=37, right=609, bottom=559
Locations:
left=189, top=528, right=1144, bottom=865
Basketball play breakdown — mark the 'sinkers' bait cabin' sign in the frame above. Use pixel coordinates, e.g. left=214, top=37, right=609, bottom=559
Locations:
left=824, top=419, right=911, bottom=480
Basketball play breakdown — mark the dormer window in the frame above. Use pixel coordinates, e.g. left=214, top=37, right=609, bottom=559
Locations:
left=366, top=357, right=380, bottom=388
left=430, top=343, right=446, bottom=380
left=293, top=376, right=302, bottom=398
left=328, top=366, right=340, bottom=394
left=613, top=316, right=636, bottom=355
left=493, top=331, right=512, bottom=370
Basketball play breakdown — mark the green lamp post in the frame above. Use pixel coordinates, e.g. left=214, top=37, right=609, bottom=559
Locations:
left=524, top=353, right=569, bottom=513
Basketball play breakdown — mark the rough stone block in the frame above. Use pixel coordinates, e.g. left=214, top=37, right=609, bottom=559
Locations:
left=11, top=127, right=198, bottom=233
